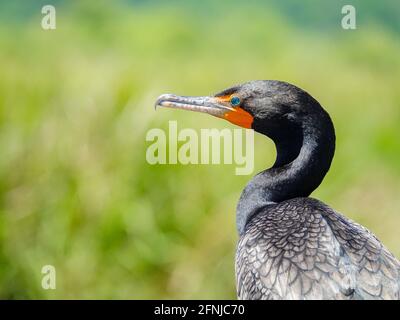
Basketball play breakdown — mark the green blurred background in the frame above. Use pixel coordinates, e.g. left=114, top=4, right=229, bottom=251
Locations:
left=0, top=0, right=399, bottom=299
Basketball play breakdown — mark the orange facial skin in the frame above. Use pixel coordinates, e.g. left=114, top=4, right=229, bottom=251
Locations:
left=224, top=107, right=253, bottom=129
left=216, top=95, right=254, bottom=129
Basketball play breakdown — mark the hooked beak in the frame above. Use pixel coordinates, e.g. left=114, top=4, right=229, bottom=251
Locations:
left=155, top=94, right=253, bottom=129
left=155, top=94, right=235, bottom=118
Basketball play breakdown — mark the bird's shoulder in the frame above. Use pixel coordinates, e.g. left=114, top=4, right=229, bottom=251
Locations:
left=235, top=197, right=400, bottom=300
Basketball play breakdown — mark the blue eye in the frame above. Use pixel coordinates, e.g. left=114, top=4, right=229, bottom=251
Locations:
left=230, top=96, right=241, bottom=106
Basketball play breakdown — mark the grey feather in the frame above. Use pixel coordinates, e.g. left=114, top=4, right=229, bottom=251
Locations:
left=236, top=197, right=400, bottom=300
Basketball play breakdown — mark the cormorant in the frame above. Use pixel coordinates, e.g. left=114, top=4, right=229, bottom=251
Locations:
left=155, top=80, right=400, bottom=300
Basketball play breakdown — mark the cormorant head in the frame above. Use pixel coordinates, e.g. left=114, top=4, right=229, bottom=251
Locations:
left=156, top=80, right=335, bottom=206
left=155, top=80, right=323, bottom=138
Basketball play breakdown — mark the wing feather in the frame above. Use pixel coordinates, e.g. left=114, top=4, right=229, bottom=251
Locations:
left=235, top=198, right=400, bottom=300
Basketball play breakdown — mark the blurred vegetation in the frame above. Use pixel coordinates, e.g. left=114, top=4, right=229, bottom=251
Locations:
left=0, top=0, right=399, bottom=299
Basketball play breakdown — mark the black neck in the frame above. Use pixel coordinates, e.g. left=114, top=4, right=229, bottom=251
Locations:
left=236, top=107, right=335, bottom=235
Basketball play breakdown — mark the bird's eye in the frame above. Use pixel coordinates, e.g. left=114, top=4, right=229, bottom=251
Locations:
left=230, top=96, right=241, bottom=106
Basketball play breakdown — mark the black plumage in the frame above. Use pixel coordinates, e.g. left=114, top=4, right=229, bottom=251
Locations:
left=156, top=80, right=400, bottom=300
